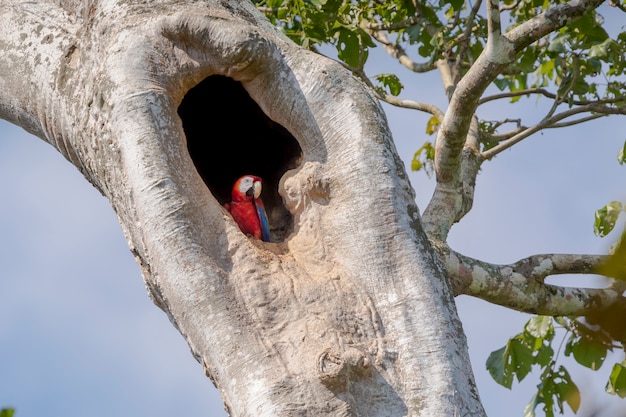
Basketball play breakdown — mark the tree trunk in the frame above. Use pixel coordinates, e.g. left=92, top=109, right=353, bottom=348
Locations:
left=0, top=1, right=484, bottom=415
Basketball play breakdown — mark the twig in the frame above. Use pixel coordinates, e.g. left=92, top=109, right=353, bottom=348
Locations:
left=482, top=103, right=626, bottom=159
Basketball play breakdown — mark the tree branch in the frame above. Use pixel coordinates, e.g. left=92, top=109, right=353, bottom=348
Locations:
left=422, top=0, right=509, bottom=241
left=482, top=103, right=626, bottom=159
left=505, top=0, right=607, bottom=53
left=380, top=94, right=446, bottom=119
left=444, top=249, right=626, bottom=316
left=480, top=88, right=626, bottom=106
left=422, top=0, right=607, bottom=242
left=333, top=61, right=445, bottom=119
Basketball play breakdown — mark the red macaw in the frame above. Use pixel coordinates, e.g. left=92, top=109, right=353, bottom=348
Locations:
left=224, top=175, right=270, bottom=242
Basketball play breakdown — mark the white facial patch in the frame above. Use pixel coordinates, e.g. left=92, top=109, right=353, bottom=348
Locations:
left=238, top=176, right=254, bottom=194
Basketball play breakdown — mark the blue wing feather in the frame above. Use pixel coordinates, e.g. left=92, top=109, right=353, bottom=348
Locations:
left=255, top=202, right=271, bottom=242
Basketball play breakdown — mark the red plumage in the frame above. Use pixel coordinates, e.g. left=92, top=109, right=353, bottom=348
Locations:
left=224, top=175, right=270, bottom=241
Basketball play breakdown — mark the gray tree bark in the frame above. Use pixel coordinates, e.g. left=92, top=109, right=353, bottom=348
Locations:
left=0, top=1, right=483, bottom=415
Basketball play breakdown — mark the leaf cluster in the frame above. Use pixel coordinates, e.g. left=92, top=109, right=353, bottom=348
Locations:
left=487, top=315, right=626, bottom=416
left=0, top=409, right=14, bottom=417
left=495, top=13, right=626, bottom=104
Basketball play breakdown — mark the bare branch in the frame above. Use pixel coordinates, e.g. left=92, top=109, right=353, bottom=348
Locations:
left=548, top=113, right=605, bottom=128
left=444, top=249, right=626, bottom=316
left=480, top=88, right=556, bottom=104
left=336, top=61, right=446, bottom=119
left=480, top=88, right=626, bottom=106
left=380, top=94, right=446, bottom=119
left=482, top=103, right=626, bottom=159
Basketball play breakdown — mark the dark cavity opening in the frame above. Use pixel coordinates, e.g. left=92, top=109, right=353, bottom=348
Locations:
left=178, top=75, right=302, bottom=242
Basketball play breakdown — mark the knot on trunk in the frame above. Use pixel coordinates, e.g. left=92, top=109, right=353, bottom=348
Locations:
left=281, top=161, right=330, bottom=215
left=316, top=347, right=372, bottom=391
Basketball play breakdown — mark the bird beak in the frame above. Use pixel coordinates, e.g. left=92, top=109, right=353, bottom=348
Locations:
left=252, top=181, right=262, bottom=199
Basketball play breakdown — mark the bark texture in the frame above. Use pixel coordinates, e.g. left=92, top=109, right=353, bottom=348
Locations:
left=0, top=1, right=484, bottom=415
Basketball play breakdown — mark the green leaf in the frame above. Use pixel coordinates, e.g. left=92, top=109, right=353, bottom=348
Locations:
left=493, top=77, right=510, bottom=91
left=618, top=140, right=626, bottom=165
left=411, top=142, right=435, bottom=175
left=596, top=231, right=626, bottom=280
left=487, top=346, right=513, bottom=388
left=487, top=337, right=535, bottom=388
left=523, top=394, right=537, bottom=417
left=536, top=376, right=557, bottom=417
left=589, top=38, right=616, bottom=59
left=594, top=201, right=623, bottom=237
left=374, top=74, right=404, bottom=96
left=548, top=34, right=569, bottom=54
left=0, top=409, right=15, bottom=417
left=509, top=338, right=534, bottom=382
left=555, top=367, right=581, bottom=413
left=607, top=361, right=626, bottom=398
left=336, top=28, right=360, bottom=68
left=564, top=333, right=607, bottom=370
left=266, top=0, right=285, bottom=9
left=425, top=116, right=440, bottom=135
left=525, top=316, right=553, bottom=339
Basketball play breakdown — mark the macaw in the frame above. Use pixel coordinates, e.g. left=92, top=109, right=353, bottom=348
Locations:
left=224, top=175, right=271, bottom=242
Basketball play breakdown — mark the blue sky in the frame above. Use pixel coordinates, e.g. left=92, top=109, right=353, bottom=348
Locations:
left=1, top=10, right=625, bottom=416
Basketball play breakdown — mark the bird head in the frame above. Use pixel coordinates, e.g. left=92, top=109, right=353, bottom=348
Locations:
left=231, top=175, right=263, bottom=202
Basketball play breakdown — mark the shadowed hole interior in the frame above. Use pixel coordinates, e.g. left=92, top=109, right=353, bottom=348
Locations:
left=178, top=75, right=302, bottom=242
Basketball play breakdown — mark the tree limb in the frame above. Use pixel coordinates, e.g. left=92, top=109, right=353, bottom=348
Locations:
left=482, top=103, right=626, bottom=159
left=333, top=61, right=445, bottom=118
left=480, top=88, right=626, bottom=106
left=380, top=94, right=446, bottom=119
left=444, top=248, right=626, bottom=316
left=505, top=0, right=607, bottom=53
left=423, top=0, right=608, bottom=243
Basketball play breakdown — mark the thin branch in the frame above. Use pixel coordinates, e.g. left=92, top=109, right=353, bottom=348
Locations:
left=380, top=94, right=446, bottom=119
left=444, top=249, right=626, bottom=316
left=336, top=60, right=445, bottom=119
left=482, top=103, right=626, bottom=159
left=547, top=113, right=605, bottom=128
left=480, top=88, right=626, bottom=106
